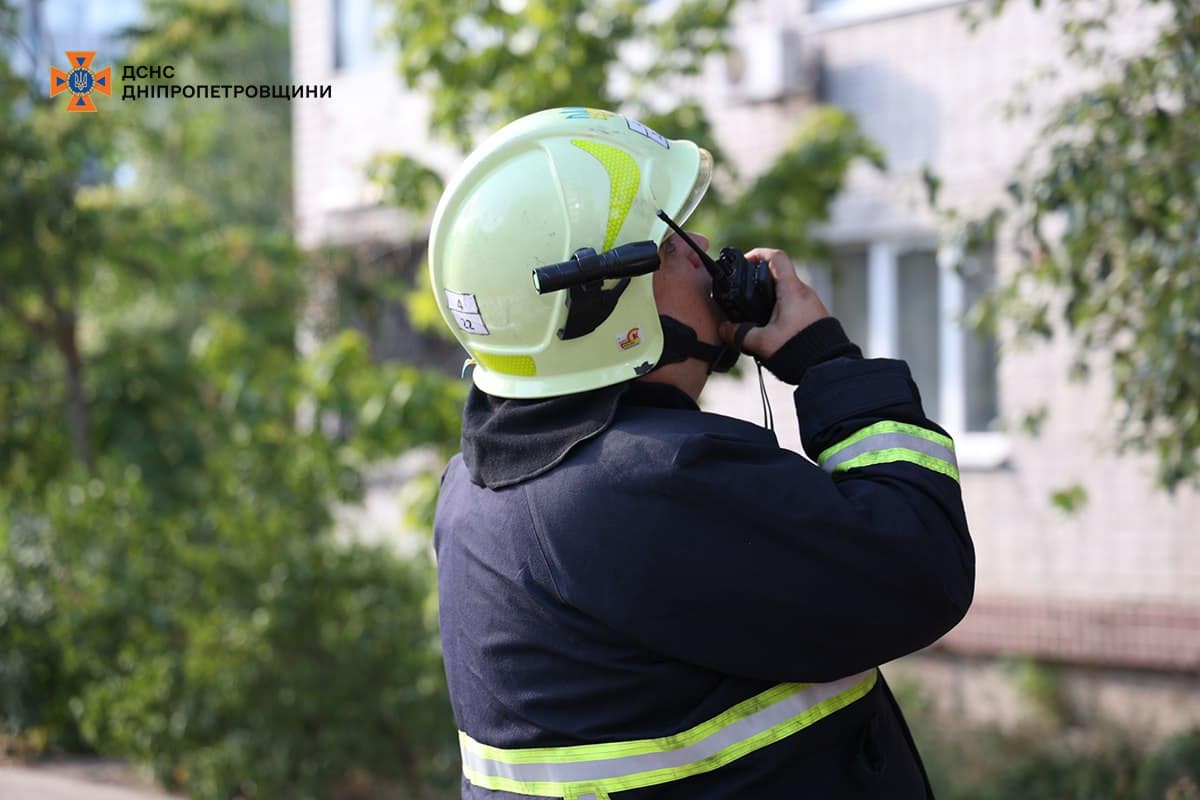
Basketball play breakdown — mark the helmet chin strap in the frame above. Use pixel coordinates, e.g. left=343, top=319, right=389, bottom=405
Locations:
left=654, top=315, right=774, bottom=431
left=654, top=315, right=740, bottom=375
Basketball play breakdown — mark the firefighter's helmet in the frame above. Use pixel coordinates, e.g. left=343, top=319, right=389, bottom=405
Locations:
left=428, top=107, right=712, bottom=398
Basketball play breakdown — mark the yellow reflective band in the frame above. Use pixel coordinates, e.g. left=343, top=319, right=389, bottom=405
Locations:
left=819, top=420, right=953, bottom=461
left=831, top=447, right=960, bottom=482
left=818, top=421, right=958, bottom=482
left=566, top=791, right=610, bottom=800
left=459, top=669, right=877, bottom=798
left=571, top=139, right=641, bottom=251
left=473, top=351, right=537, bottom=377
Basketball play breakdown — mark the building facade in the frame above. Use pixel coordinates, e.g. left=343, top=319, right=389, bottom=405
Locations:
left=292, top=0, right=1200, bottom=733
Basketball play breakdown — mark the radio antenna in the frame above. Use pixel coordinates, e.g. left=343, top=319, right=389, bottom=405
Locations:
left=656, top=209, right=723, bottom=279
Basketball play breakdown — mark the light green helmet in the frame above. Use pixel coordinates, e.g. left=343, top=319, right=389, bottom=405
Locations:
left=428, top=107, right=712, bottom=398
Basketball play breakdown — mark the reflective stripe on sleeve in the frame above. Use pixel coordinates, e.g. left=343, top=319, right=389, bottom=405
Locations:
left=818, top=421, right=958, bottom=482
left=459, top=669, right=877, bottom=798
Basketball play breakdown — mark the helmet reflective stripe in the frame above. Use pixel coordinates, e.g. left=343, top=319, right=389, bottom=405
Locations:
left=459, top=669, right=877, bottom=798
left=819, top=421, right=959, bottom=482
left=428, top=108, right=712, bottom=398
left=571, top=140, right=640, bottom=251
left=472, top=351, right=537, bottom=377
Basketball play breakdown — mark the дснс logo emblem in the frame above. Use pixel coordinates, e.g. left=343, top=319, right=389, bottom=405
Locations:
left=49, top=51, right=112, bottom=112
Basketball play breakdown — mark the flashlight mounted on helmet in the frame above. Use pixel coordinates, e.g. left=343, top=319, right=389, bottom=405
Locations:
left=532, top=241, right=661, bottom=341
left=531, top=241, right=661, bottom=294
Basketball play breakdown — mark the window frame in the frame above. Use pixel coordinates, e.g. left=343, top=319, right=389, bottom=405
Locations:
left=809, top=0, right=971, bottom=31
left=835, top=237, right=1008, bottom=471
left=331, top=0, right=390, bottom=74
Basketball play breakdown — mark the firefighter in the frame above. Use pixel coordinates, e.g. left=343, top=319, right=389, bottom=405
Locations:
left=428, top=107, right=974, bottom=799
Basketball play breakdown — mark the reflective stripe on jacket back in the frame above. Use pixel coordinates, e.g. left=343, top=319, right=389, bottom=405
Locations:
left=461, top=669, right=878, bottom=799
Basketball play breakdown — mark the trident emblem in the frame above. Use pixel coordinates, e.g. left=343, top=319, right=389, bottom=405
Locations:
left=50, top=51, right=112, bottom=112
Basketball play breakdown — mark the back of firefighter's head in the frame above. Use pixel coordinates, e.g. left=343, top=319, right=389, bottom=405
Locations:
left=428, top=107, right=713, bottom=399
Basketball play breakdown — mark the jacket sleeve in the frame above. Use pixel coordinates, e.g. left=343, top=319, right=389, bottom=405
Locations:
left=532, top=321, right=974, bottom=684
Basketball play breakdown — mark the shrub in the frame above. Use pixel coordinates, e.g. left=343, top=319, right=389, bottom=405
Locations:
left=1, top=456, right=458, bottom=799
left=897, top=676, right=1200, bottom=800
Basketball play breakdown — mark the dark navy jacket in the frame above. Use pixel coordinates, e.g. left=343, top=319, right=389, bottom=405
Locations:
left=434, top=319, right=974, bottom=799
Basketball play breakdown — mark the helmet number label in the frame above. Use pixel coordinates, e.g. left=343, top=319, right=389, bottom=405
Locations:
left=625, top=117, right=669, bottom=149
left=445, top=290, right=490, bottom=335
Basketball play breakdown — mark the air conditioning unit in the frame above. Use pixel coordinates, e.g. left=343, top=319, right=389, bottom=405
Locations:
left=724, top=24, right=815, bottom=104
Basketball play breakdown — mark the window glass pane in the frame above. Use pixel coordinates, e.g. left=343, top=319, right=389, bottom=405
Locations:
left=333, top=0, right=345, bottom=69
left=334, top=0, right=388, bottom=71
left=830, top=248, right=869, bottom=349
left=962, top=250, right=999, bottom=431
left=897, top=249, right=940, bottom=420
left=804, top=262, right=834, bottom=319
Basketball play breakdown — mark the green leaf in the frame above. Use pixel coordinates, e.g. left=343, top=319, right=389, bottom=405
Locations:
left=1050, top=484, right=1089, bottom=514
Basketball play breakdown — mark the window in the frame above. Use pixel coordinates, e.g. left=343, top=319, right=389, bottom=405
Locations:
left=823, top=240, right=1005, bottom=467
left=333, top=0, right=389, bottom=72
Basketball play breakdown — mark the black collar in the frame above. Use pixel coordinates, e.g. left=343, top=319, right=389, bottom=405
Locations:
left=622, top=380, right=699, bottom=411
left=460, top=380, right=698, bottom=489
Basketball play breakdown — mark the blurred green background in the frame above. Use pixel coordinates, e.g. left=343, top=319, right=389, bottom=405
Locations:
left=1, top=0, right=1198, bottom=797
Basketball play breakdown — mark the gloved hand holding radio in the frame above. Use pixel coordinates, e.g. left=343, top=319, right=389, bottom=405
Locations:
left=718, top=249, right=860, bottom=386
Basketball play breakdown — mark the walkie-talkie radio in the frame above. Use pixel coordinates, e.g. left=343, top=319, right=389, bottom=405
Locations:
left=656, top=210, right=776, bottom=325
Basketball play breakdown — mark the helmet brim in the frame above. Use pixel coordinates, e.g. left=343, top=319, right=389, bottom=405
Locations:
left=668, top=147, right=713, bottom=236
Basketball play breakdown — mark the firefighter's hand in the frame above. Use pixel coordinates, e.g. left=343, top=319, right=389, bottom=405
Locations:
left=718, top=248, right=829, bottom=361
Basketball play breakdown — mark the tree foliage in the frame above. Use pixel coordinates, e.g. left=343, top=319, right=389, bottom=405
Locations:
left=121, top=0, right=294, bottom=229
left=0, top=1, right=464, bottom=795
left=898, top=676, right=1200, bottom=799
left=382, top=0, right=735, bottom=151
left=962, top=0, right=1200, bottom=489
left=379, top=0, right=746, bottom=220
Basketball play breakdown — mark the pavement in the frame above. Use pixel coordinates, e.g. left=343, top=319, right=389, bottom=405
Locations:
left=0, top=761, right=178, bottom=800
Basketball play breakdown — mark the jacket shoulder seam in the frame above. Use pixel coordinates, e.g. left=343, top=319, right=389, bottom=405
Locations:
left=522, top=482, right=566, bottom=604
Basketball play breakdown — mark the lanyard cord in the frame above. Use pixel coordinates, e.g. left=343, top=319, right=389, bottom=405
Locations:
left=733, top=323, right=774, bottom=432
left=755, top=359, right=774, bottom=432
